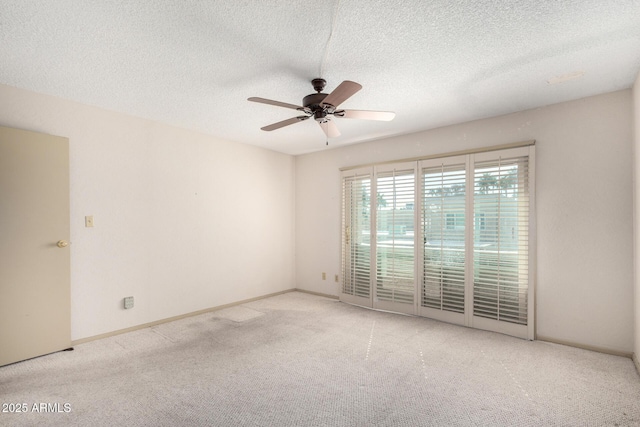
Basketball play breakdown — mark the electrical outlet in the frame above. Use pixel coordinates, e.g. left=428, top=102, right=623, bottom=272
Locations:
left=123, top=296, right=134, bottom=309
left=85, top=215, right=94, bottom=227
left=322, top=272, right=326, bottom=280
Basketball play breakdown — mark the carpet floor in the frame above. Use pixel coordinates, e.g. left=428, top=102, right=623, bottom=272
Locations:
left=1, top=291, right=639, bottom=426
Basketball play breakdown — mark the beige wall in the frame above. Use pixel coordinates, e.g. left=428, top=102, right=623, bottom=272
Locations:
left=1, top=82, right=635, bottom=354
left=296, top=90, right=634, bottom=353
left=633, top=72, right=640, bottom=364
left=0, top=84, right=296, bottom=341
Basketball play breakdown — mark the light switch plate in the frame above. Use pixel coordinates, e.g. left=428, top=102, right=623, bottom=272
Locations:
left=124, top=296, right=134, bottom=309
left=85, top=215, right=94, bottom=227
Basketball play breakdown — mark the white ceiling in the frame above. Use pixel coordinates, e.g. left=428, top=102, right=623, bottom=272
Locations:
left=1, top=1, right=639, bottom=156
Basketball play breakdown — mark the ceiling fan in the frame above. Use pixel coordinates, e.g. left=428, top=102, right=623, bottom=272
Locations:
left=248, top=78, right=395, bottom=138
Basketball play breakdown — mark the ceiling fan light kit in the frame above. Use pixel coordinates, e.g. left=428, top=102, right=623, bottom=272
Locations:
left=248, top=78, right=395, bottom=139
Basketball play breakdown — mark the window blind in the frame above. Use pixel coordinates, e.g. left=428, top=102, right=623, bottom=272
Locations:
left=375, top=168, right=415, bottom=304
left=421, top=162, right=466, bottom=314
left=473, top=156, right=529, bottom=325
left=339, top=145, right=534, bottom=339
left=342, top=173, right=371, bottom=298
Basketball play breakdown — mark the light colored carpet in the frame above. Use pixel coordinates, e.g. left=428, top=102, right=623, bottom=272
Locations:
left=1, top=291, right=639, bottom=426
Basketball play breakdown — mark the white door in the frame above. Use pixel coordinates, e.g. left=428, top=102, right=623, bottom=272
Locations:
left=0, top=126, right=71, bottom=366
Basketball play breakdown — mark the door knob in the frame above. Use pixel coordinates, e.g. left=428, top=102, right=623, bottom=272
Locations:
left=57, top=240, right=69, bottom=248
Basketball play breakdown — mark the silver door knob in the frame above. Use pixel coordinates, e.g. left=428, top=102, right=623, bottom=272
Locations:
left=57, top=240, right=69, bottom=248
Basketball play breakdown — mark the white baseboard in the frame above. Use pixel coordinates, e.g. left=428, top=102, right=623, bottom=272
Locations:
left=537, top=335, right=633, bottom=359
left=72, top=288, right=297, bottom=345
left=295, top=288, right=339, bottom=299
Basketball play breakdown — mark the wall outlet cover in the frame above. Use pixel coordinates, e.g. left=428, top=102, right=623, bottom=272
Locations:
left=124, top=296, right=134, bottom=309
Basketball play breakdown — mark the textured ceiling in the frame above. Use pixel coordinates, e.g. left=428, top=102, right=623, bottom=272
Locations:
left=1, top=1, right=640, bottom=155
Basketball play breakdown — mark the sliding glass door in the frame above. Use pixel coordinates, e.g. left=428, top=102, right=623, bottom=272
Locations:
left=340, top=146, right=535, bottom=339
left=419, top=156, right=468, bottom=325
left=341, top=168, right=372, bottom=307
left=471, top=149, right=533, bottom=338
left=374, top=162, right=416, bottom=314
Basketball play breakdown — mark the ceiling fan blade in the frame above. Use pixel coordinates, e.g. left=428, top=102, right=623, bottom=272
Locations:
left=248, top=97, right=304, bottom=110
left=336, top=109, right=396, bottom=121
left=320, top=80, right=362, bottom=108
left=261, top=115, right=309, bottom=131
left=319, top=120, right=340, bottom=138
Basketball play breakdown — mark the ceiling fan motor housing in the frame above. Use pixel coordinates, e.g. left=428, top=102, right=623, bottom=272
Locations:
left=304, top=78, right=335, bottom=122
left=304, top=93, right=332, bottom=122
left=303, top=93, right=328, bottom=108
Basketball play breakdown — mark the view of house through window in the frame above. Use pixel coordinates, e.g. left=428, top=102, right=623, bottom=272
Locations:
left=473, top=157, right=530, bottom=326
left=341, top=172, right=371, bottom=300
left=376, top=167, right=415, bottom=307
left=422, top=161, right=467, bottom=316
left=341, top=145, right=534, bottom=339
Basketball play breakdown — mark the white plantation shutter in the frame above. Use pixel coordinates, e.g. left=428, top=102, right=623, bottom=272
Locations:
left=341, top=170, right=372, bottom=303
left=421, top=160, right=467, bottom=316
left=375, top=165, right=416, bottom=307
left=473, top=154, right=530, bottom=326
left=339, top=144, right=534, bottom=339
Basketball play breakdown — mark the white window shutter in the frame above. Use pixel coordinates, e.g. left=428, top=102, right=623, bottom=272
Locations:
left=421, top=161, right=467, bottom=314
left=340, top=145, right=535, bottom=339
left=341, top=169, right=372, bottom=302
left=473, top=154, right=530, bottom=326
left=375, top=165, right=416, bottom=306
